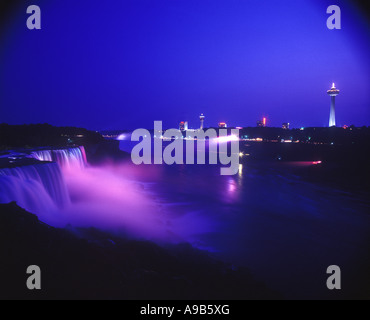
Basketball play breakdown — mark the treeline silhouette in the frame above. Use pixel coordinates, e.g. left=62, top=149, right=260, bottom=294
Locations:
left=0, top=123, right=103, bottom=150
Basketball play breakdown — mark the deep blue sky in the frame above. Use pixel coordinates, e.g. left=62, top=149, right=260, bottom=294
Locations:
left=0, top=0, right=369, bottom=130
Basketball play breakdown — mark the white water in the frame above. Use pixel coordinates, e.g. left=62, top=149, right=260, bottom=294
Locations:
left=0, top=162, right=70, bottom=214
left=0, top=147, right=87, bottom=218
left=30, top=146, right=87, bottom=170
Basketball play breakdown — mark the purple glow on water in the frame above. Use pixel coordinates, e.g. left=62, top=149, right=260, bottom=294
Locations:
left=59, top=162, right=216, bottom=242
left=1, top=147, right=216, bottom=243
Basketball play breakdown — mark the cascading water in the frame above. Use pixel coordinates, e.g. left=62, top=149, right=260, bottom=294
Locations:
left=30, top=146, right=87, bottom=170
left=0, top=162, right=70, bottom=214
left=0, top=146, right=87, bottom=216
left=30, top=150, right=53, bottom=162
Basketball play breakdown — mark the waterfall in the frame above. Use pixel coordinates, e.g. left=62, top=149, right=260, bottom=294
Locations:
left=30, top=150, right=53, bottom=162
left=0, top=146, right=87, bottom=215
left=0, top=162, right=70, bottom=214
left=30, top=146, right=87, bottom=170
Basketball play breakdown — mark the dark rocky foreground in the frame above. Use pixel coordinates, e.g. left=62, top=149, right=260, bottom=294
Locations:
left=0, top=203, right=280, bottom=300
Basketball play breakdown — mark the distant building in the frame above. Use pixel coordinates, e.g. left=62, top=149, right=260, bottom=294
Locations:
left=199, top=114, right=205, bottom=130
left=282, top=123, right=290, bottom=130
left=257, top=118, right=267, bottom=127
left=218, top=122, right=227, bottom=128
left=179, top=122, right=185, bottom=131
left=327, top=83, right=339, bottom=127
left=179, top=121, right=188, bottom=131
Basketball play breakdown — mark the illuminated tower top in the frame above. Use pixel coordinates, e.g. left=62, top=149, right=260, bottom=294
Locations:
left=199, top=113, right=205, bottom=130
left=327, top=83, right=340, bottom=96
left=327, top=83, right=339, bottom=127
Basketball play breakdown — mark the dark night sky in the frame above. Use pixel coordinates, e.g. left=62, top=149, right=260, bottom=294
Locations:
left=0, top=0, right=369, bottom=130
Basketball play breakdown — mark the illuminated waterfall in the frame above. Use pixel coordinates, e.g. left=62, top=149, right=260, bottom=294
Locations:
left=0, top=146, right=87, bottom=214
left=31, top=146, right=87, bottom=170
left=0, top=162, right=70, bottom=213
